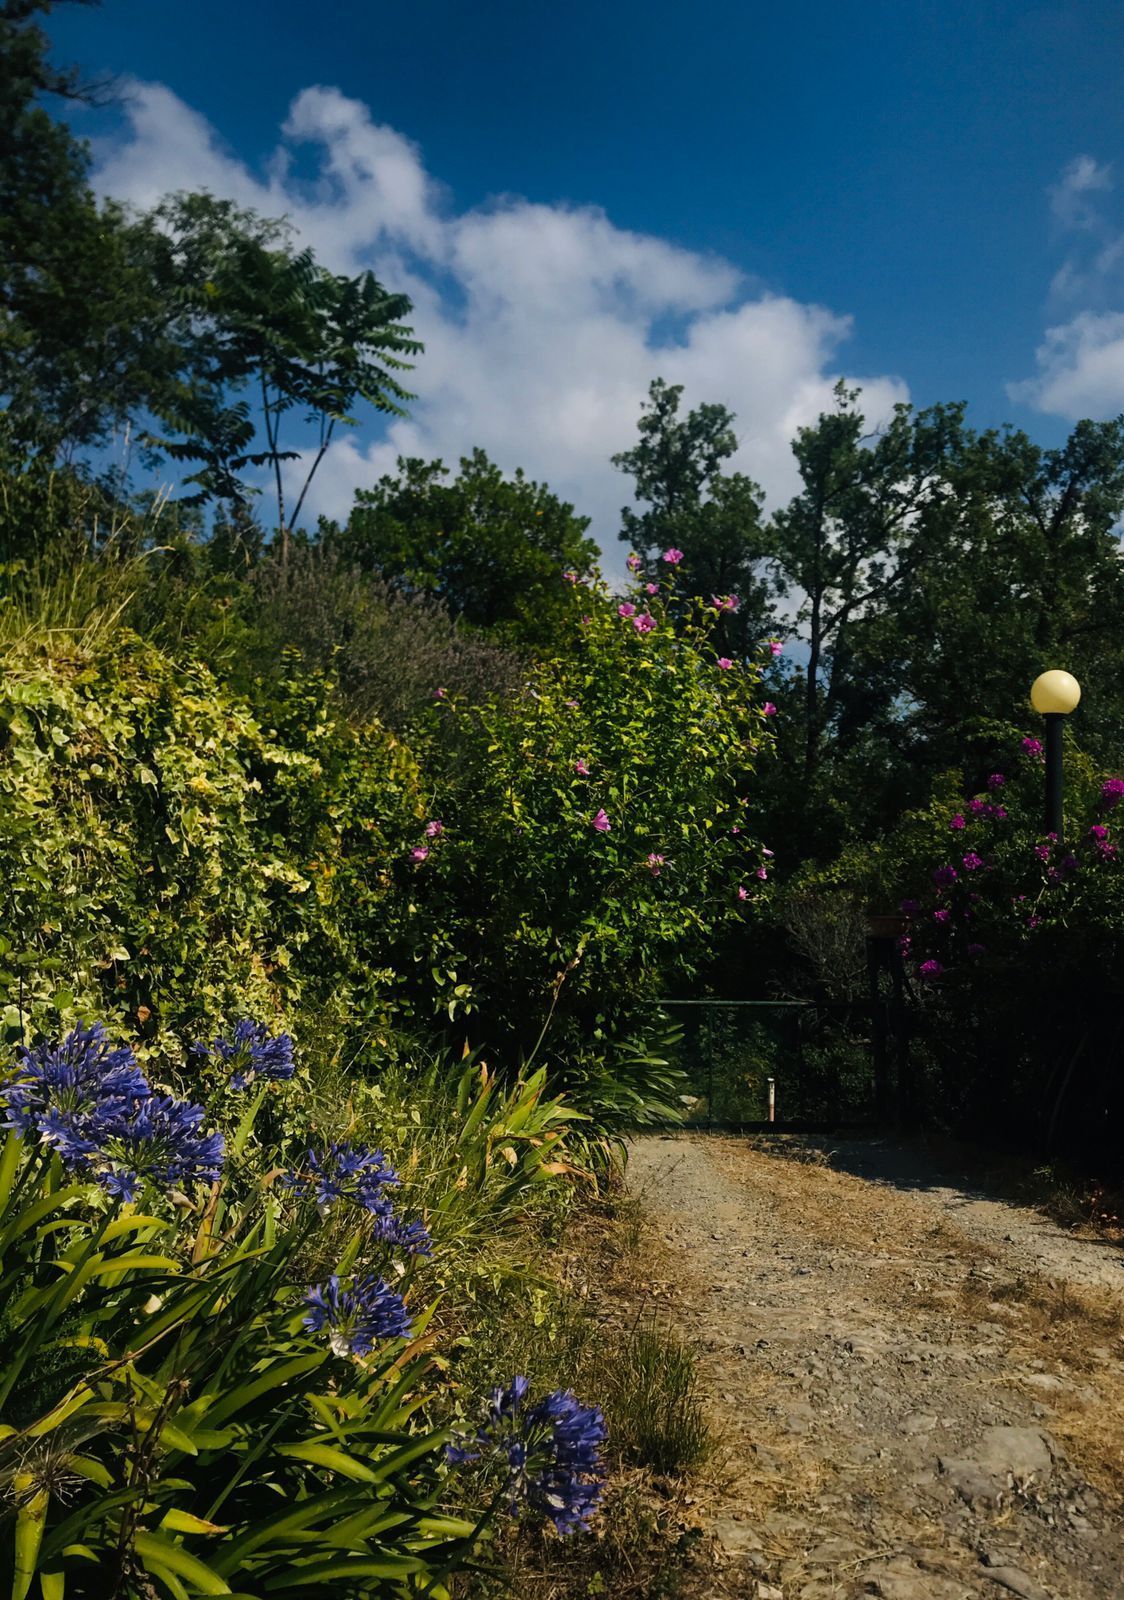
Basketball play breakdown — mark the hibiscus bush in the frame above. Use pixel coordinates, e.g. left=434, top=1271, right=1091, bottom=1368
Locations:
left=836, top=733, right=1124, bottom=1162
left=405, top=557, right=776, bottom=1079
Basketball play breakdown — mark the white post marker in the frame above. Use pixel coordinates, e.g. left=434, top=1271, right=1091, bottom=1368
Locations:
left=767, top=1077, right=776, bottom=1123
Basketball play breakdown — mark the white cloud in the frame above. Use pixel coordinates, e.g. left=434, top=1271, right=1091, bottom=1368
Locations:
left=93, top=80, right=908, bottom=561
left=1010, top=311, right=1124, bottom=418
left=1013, top=155, right=1124, bottom=419
left=1049, top=154, right=1113, bottom=231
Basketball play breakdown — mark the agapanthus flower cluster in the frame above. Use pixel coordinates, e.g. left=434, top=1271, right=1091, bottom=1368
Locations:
left=285, top=1143, right=431, bottom=1254
left=194, top=1019, right=294, bottom=1091
left=1, top=1024, right=223, bottom=1197
left=93, top=1095, right=225, bottom=1202
left=304, top=1273, right=412, bottom=1356
left=447, top=1376, right=606, bottom=1535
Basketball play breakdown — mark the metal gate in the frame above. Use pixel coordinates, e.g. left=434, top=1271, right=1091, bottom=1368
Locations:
left=659, top=998, right=880, bottom=1130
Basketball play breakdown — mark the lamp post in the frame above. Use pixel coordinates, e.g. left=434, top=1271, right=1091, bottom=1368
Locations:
left=1030, top=670, right=1081, bottom=839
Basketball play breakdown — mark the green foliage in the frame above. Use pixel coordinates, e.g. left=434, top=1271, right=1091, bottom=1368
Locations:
left=410, top=565, right=773, bottom=1068
left=805, top=733, right=1124, bottom=1160
left=0, top=1026, right=596, bottom=1599
left=324, top=449, right=599, bottom=644
left=0, top=630, right=422, bottom=1055
left=613, top=379, right=775, bottom=654
left=598, top=1318, right=713, bottom=1475
left=247, top=546, right=522, bottom=730
left=147, top=195, right=422, bottom=539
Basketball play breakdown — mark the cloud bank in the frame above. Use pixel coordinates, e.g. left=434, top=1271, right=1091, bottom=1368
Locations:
left=94, top=82, right=909, bottom=554
left=1013, top=155, right=1124, bottom=421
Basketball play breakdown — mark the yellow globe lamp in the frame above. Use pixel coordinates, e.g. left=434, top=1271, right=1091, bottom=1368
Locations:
left=1030, top=670, right=1081, bottom=716
left=1030, top=670, right=1080, bottom=838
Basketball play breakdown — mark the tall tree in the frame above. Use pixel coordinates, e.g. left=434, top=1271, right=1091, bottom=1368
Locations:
left=148, top=193, right=422, bottom=561
left=324, top=448, right=599, bottom=643
left=839, top=414, right=1124, bottom=792
left=767, top=384, right=968, bottom=781
left=613, top=378, right=775, bottom=653
left=0, top=0, right=181, bottom=456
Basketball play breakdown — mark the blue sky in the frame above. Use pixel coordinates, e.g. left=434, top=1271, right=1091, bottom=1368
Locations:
left=49, top=0, right=1124, bottom=549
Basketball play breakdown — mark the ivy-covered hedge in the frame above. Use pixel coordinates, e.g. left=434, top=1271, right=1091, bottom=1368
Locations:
left=0, top=634, right=422, bottom=1060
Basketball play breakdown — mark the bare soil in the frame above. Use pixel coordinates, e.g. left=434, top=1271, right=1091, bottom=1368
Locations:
left=627, top=1133, right=1124, bottom=1600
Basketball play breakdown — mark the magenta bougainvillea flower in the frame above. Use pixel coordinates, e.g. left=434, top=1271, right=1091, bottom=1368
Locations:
left=919, top=959, right=943, bottom=980
left=768, top=639, right=784, bottom=657
left=932, top=864, right=958, bottom=887
left=410, top=845, right=429, bottom=863
left=716, top=657, right=734, bottom=670
left=592, top=809, right=611, bottom=833
left=933, top=908, right=951, bottom=923
left=633, top=613, right=656, bottom=633
left=618, top=602, right=636, bottom=619
left=962, top=851, right=984, bottom=871
left=645, top=582, right=659, bottom=595
left=762, top=702, right=777, bottom=717
left=1101, top=778, right=1124, bottom=809
left=736, top=886, right=748, bottom=902
left=574, top=759, right=590, bottom=777
left=968, top=798, right=986, bottom=814
left=661, top=547, right=684, bottom=565
left=1022, top=737, right=1044, bottom=757
left=1090, top=823, right=1109, bottom=840
left=949, top=814, right=965, bottom=831
left=987, top=773, right=1005, bottom=790
left=425, top=820, right=443, bottom=838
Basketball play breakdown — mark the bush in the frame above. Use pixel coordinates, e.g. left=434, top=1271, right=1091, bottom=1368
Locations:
left=819, top=732, right=1124, bottom=1164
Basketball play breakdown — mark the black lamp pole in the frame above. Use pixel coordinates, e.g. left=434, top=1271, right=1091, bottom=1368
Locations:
left=1044, top=712, right=1064, bottom=839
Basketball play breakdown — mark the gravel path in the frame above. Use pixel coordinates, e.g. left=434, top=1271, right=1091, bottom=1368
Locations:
left=627, top=1133, right=1124, bottom=1600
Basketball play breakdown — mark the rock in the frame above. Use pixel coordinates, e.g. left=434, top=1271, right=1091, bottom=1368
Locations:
left=975, top=1426, right=1055, bottom=1484
left=711, top=1517, right=764, bottom=1556
left=754, top=1585, right=783, bottom=1600
left=986, top=1568, right=1051, bottom=1600
left=901, top=1412, right=939, bottom=1434
left=938, top=1457, right=1003, bottom=1508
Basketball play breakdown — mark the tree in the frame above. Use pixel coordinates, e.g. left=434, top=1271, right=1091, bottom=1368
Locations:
left=839, top=414, right=1124, bottom=795
left=612, top=378, right=775, bottom=653
left=767, top=383, right=968, bottom=783
left=148, top=193, right=422, bottom=562
left=323, top=448, right=599, bottom=643
left=0, top=1, right=184, bottom=457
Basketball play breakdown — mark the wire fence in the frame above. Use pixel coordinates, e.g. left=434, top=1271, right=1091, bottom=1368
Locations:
left=659, top=998, right=879, bottom=1130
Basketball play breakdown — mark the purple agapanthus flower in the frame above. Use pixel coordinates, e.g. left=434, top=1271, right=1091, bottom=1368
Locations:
left=304, top=1274, right=412, bottom=1356
left=195, top=1019, right=295, bottom=1091
left=285, top=1143, right=431, bottom=1254
left=447, top=1376, right=606, bottom=1535
left=93, top=1094, right=225, bottom=1199
left=2, top=1023, right=150, bottom=1163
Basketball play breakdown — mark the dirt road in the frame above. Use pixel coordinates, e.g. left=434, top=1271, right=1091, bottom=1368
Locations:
left=627, top=1133, right=1124, bottom=1600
